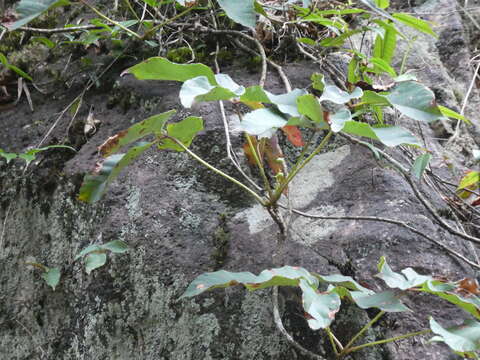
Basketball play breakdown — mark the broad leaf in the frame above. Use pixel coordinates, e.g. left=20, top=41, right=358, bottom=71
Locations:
left=217, top=0, right=256, bottom=28
left=101, top=240, right=128, bottom=254
left=240, top=85, right=271, bottom=104
left=124, top=57, right=216, bottom=85
left=376, top=257, right=432, bottom=290
left=179, top=75, right=244, bottom=108
left=361, top=90, right=391, bottom=106
left=267, top=89, right=309, bottom=117
left=299, top=279, right=341, bottom=329
left=158, top=116, right=203, bottom=152
left=4, top=0, right=70, bottom=30
left=383, top=81, right=444, bottom=122
left=98, top=110, right=176, bottom=157
left=369, top=57, right=397, bottom=77
left=78, top=142, right=154, bottom=203
left=320, top=85, right=363, bottom=104
left=240, top=108, right=287, bottom=138
left=351, top=290, right=410, bottom=312
left=180, top=265, right=319, bottom=299
left=41, top=267, right=61, bottom=290
left=85, top=253, right=107, bottom=274
left=430, top=318, right=480, bottom=353
left=315, top=274, right=375, bottom=294
left=411, top=153, right=432, bottom=179
left=393, top=13, right=437, bottom=38
left=296, top=94, right=326, bottom=124
left=422, top=281, right=480, bottom=320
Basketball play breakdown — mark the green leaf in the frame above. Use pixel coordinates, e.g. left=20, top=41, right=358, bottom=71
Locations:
left=320, top=85, right=363, bottom=104
left=383, top=81, right=444, bottom=122
left=369, top=57, right=397, bottom=77
left=179, top=75, right=244, bottom=108
left=361, top=90, right=391, bottom=106
left=101, top=240, right=128, bottom=254
left=311, top=73, right=325, bottom=91
left=457, top=171, right=480, bottom=191
left=0, top=149, right=18, bottom=163
left=240, top=85, right=271, bottom=104
left=31, top=36, right=56, bottom=49
left=98, top=110, right=176, bottom=157
left=41, top=267, right=61, bottom=290
left=180, top=265, right=319, bottom=299
left=393, top=13, right=437, bottom=38
left=430, top=318, right=480, bottom=353
left=422, top=281, right=480, bottom=320
left=373, top=20, right=397, bottom=65
left=330, top=109, right=352, bottom=132
left=78, top=142, right=154, bottom=203
left=125, top=57, right=216, bottom=85
left=337, top=120, right=420, bottom=147
left=411, top=153, right=432, bottom=179
left=315, top=274, right=375, bottom=294
left=376, top=257, right=432, bottom=290
left=351, top=290, right=410, bottom=312
left=438, top=105, right=471, bottom=125
left=268, top=89, right=309, bottom=117
left=158, top=116, right=203, bottom=152
left=85, top=253, right=107, bottom=274
left=374, top=0, right=389, bottom=9
left=359, top=0, right=396, bottom=22
left=16, top=145, right=76, bottom=165
left=75, top=244, right=102, bottom=260
left=299, top=279, right=341, bottom=329
left=5, top=0, right=70, bottom=30
left=296, top=95, right=325, bottom=124
left=240, top=108, right=287, bottom=138
left=217, top=0, right=256, bottom=28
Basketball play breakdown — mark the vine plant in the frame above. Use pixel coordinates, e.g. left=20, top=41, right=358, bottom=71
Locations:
left=3, top=0, right=480, bottom=358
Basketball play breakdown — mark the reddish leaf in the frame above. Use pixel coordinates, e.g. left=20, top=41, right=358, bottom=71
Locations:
left=282, top=125, right=304, bottom=147
left=472, top=197, right=480, bottom=207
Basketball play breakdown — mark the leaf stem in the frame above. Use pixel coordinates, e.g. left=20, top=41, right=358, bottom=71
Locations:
left=341, top=311, right=385, bottom=354
left=141, top=6, right=196, bottom=40
left=245, top=134, right=273, bottom=198
left=168, top=137, right=266, bottom=205
left=325, top=327, right=343, bottom=355
left=271, top=130, right=333, bottom=203
left=341, top=329, right=431, bottom=357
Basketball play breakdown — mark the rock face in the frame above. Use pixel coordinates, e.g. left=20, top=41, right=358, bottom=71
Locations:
left=1, top=0, right=480, bottom=359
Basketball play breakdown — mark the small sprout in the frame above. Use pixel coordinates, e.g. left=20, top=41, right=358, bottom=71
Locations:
left=26, top=262, right=61, bottom=290
left=75, top=240, right=128, bottom=274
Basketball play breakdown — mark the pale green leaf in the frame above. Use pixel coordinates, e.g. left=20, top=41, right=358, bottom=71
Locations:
left=320, top=86, right=363, bottom=104
left=5, top=0, right=70, bottom=30
left=240, top=108, right=287, bottom=138
left=351, top=290, right=410, bottom=312
left=85, top=253, right=107, bottom=274
left=41, top=267, right=61, bottom=290
left=217, top=0, right=256, bottom=28
left=430, top=318, right=480, bottom=353
left=411, top=153, right=432, bottom=179
left=101, top=240, right=128, bottom=254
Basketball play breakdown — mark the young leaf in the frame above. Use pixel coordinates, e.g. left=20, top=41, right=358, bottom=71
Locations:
left=158, top=116, right=203, bottom=152
left=124, top=57, right=216, bottom=85
left=78, top=142, right=155, bottom=203
left=311, top=73, right=325, bottom=91
left=373, top=20, right=397, bottom=66
left=359, top=0, right=396, bottom=22
left=98, top=110, right=176, bottom=157
left=101, top=240, right=128, bottom=254
left=75, top=244, right=102, bottom=260
left=0, top=149, right=18, bottom=163
left=41, top=267, right=61, bottom=290
left=240, top=109, right=287, bottom=138
left=3, top=0, right=70, bottom=30
left=85, top=253, right=107, bottom=274
left=369, top=57, right=397, bottom=77
left=217, top=0, right=256, bottom=28
left=429, top=318, right=480, bottom=354
left=393, top=13, right=437, bottom=38
left=411, top=153, right=432, bottom=180
left=438, top=105, right=471, bottom=125
left=383, top=81, right=444, bottom=122
left=315, top=274, right=375, bottom=294
left=351, top=290, right=410, bottom=312
left=281, top=125, right=304, bottom=147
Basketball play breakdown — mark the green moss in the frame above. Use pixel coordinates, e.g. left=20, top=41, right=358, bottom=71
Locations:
left=166, top=47, right=194, bottom=64
left=211, top=214, right=230, bottom=270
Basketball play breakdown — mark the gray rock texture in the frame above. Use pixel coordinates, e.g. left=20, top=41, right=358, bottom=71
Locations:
left=1, top=0, right=480, bottom=359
